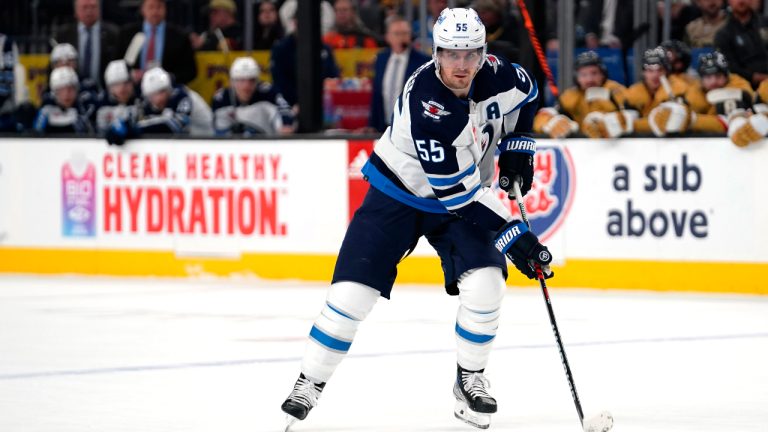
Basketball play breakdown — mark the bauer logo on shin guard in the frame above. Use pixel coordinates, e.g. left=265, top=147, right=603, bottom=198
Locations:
left=494, top=223, right=529, bottom=253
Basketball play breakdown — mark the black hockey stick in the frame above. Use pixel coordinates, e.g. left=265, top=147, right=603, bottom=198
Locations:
left=511, top=179, right=613, bottom=432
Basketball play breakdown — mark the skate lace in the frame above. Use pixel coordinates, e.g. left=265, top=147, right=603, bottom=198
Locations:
left=289, top=376, right=321, bottom=408
left=462, top=371, right=492, bottom=399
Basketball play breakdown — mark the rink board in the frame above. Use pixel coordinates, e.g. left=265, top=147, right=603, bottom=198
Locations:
left=0, top=137, right=766, bottom=294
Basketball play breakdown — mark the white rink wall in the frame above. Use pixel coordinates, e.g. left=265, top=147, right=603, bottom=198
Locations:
left=0, top=137, right=766, bottom=294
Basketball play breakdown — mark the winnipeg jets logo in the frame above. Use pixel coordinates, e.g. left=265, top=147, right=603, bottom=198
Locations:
left=421, top=100, right=450, bottom=121
left=486, top=54, right=502, bottom=73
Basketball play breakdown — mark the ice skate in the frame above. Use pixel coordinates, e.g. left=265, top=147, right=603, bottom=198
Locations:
left=453, top=365, right=497, bottom=429
left=281, top=373, right=325, bottom=431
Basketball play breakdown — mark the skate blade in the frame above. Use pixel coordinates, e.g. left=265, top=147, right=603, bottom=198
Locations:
left=454, top=400, right=491, bottom=429
left=284, top=414, right=299, bottom=432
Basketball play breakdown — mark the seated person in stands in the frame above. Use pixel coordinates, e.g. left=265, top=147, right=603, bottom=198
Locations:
left=533, top=51, right=628, bottom=139
left=95, top=60, right=140, bottom=133
left=34, top=67, right=94, bottom=134
left=623, top=47, right=690, bottom=136
left=728, top=71, right=768, bottom=147
left=322, top=0, right=380, bottom=49
left=669, top=52, right=754, bottom=136
left=212, top=56, right=294, bottom=136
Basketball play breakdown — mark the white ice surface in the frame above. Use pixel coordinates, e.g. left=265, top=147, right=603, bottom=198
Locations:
left=0, top=275, right=766, bottom=432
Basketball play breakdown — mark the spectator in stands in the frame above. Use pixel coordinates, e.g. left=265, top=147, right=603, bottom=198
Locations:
left=118, top=0, right=198, bottom=85
left=270, top=14, right=341, bottom=108
left=212, top=56, right=295, bottom=136
left=654, top=0, right=701, bottom=42
left=253, top=0, right=284, bottom=50
left=683, top=51, right=754, bottom=134
left=191, top=0, right=243, bottom=51
left=35, top=67, right=94, bottom=134
left=661, top=39, right=696, bottom=84
left=685, top=0, right=727, bottom=47
left=474, top=0, right=520, bottom=61
left=280, top=0, right=336, bottom=36
left=533, top=51, right=627, bottom=139
left=412, top=0, right=448, bottom=47
left=367, top=15, right=430, bottom=133
left=1, top=34, right=35, bottom=132
left=714, top=0, right=768, bottom=88
left=53, top=0, right=120, bottom=88
left=323, top=0, right=381, bottom=49
left=96, top=60, right=139, bottom=133
left=359, top=0, right=403, bottom=38
left=624, top=47, right=690, bottom=136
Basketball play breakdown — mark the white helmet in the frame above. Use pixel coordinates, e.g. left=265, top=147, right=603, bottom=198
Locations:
left=104, top=60, right=131, bottom=86
left=49, top=66, right=79, bottom=91
left=141, top=67, right=172, bottom=96
left=230, top=57, right=260, bottom=80
left=432, top=8, right=487, bottom=69
left=50, top=43, right=78, bottom=66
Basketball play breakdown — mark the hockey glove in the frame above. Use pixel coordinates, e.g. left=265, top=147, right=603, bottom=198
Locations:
left=106, top=119, right=129, bottom=146
left=497, top=135, right=535, bottom=195
left=494, top=221, right=553, bottom=279
left=728, top=114, right=768, bottom=147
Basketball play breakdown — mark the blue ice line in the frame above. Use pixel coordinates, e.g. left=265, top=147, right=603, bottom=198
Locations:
left=1, top=332, right=766, bottom=381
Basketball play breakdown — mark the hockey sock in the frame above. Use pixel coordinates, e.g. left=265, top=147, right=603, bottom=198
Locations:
left=455, top=267, right=505, bottom=371
left=301, top=281, right=380, bottom=383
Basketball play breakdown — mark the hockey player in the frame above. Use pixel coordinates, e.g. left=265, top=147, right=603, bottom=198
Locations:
left=281, top=7, right=552, bottom=431
left=660, top=39, right=696, bottom=85
left=106, top=67, right=212, bottom=144
left=96, top=60, right=139, bottom=133
left=50, top=43, right=79, bottom=70
left=532, top=51, right=628, bottom=139
left=34, top=67, right=94, bottom=134
left=679, top=51, right=754, bottom=135
left=45, top=43, right=103, bottom=122
left=211, top=56, right=294, bottom=136
left=623, top=47, right=690, bottom=136
left=1, top=33, right=34, bottom=132
left=728, top=78, right=768, bottom=146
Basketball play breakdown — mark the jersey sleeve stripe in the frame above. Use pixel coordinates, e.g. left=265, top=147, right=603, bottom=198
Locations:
left=508, top=79, right=538, bottom=115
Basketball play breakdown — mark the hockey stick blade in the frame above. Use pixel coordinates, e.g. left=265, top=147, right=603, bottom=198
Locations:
left=124, top=32, right=146, bottom=67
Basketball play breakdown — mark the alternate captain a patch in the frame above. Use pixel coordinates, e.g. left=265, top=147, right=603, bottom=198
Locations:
left=421, top=100, right=451, bottom=121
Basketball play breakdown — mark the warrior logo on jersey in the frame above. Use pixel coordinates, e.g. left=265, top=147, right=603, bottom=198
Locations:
left=486, top=54, right=502, bottom=73
left=494, top=144, right=575, bottom=242
left=421, top=100, right=451, bottom=121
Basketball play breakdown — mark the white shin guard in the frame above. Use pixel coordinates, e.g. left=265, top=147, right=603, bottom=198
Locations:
left=455, top=267, right=506, bottom=372
left=301, top=281, right=380, bottom=383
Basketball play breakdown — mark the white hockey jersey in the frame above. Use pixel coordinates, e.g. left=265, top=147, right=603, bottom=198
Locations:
left=362, top=54, right=539, bottom=232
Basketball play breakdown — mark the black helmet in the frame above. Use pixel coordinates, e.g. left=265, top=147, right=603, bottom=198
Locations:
left=660, top=39, right=692, bottom=71
left=697, top=52, right=728, bottom=77
left=574, top=51, right=608, bottom=76
left=642, top=47, right=671, bottom=71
